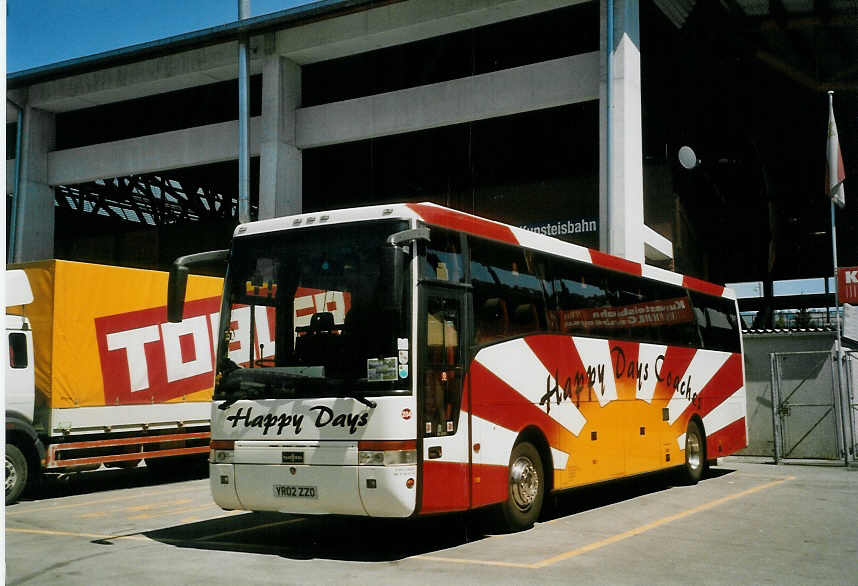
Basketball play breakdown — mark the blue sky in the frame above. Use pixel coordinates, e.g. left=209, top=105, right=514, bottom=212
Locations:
left=7, top=0, right=316, bottom=73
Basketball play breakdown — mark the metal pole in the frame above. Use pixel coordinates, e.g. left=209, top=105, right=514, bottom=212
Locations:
left=238, top=0, right=251, bottom=224
left=604, top=0, right=613, bottom=254
left=828, top=91, right=850, bottom=465
left=769, top=353, right=782, bottom=464
left=831, top=199, right=850, bottom=465
left=7, top=100, right=24, bottom=263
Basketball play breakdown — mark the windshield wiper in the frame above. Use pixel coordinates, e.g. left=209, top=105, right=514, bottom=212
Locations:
left=353, top=395, right=377, bottom=409
left=218, top=397, right=239, bottom=410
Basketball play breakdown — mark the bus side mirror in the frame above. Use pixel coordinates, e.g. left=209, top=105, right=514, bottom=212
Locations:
left=167, top=249, right=230, bottom=323
left=382, top=227, right=429, bottom=312
left=382, top=245, right=408, bottom=312
left=167, top=264, right=190, bottom=323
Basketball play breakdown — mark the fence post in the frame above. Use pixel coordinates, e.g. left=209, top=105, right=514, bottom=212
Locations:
left=769, top=353, right=782, bottom=464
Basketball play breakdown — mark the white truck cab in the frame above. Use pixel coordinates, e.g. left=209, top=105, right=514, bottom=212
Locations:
left=5, top=269, right=40, bottom=504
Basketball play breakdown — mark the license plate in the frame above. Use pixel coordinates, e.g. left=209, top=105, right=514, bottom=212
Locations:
left=273, top=484, right=318, bottom=499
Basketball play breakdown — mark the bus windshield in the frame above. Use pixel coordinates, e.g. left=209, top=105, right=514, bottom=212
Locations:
left=214, top=219, right=411, bottom=403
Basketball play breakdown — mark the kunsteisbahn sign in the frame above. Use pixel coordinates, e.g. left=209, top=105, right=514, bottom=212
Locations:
left=838, top=266, right=858, bottom=304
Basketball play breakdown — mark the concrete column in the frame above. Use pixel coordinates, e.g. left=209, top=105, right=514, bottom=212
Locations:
left=599, top=0, right=644, bottom=263
left=13, top=106, right=56, bottom=262
left=258, top=54, right=302, bottom=219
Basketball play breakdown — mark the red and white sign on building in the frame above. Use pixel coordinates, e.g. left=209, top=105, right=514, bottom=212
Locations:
left=838, top=266, right=858, bottom=304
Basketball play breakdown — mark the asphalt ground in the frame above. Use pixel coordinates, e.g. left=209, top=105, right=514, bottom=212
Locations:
left=4, top=458, right=857, bottom=585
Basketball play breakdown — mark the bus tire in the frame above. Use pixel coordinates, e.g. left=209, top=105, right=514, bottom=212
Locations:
left=5, top=443, right=29, bottom=505
left=680, top=420, right=705, bottom=485
left=498, top=441, right=544, bottom=532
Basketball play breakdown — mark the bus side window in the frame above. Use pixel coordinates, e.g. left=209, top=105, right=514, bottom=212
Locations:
left=469, top=238, right=550, bottom=341
left=475, top=297, right=508, bottom=343
left=9, top=333, right=28, bottom=369
left=689, top=292, right=741, bottom=352
left=421, top=228, right=465, bottom=283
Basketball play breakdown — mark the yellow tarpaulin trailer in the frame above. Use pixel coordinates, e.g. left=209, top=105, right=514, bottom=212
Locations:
left=6, top=260, right=223, bottom=477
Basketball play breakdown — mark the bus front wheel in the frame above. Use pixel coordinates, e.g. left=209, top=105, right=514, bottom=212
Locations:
left=680, top=420, right=706, bottom=485
left=498, top=441, right=544, bottom=532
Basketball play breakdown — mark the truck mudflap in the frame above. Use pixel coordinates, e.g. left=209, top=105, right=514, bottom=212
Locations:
left=226, top=440, right=416, bottom=517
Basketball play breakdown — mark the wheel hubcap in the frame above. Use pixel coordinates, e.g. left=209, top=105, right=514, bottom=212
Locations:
left=510, top=456, right=539, bottom=510
left=687, top=432, right=702, bottom=471
left=6, top=456, right=17, bottom=493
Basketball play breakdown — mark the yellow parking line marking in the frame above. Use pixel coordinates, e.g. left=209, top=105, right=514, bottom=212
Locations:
left=6, top=527, right=148, bottom=542
left=196, top=517, right=304, bottom=541
left=128, top=503, right=216, bottom=521
left=125, top=499, right=194, bottom=513
left=416, top=556, right=532, bottom=568
left=531, top=476, right=794, bottom=568
left=6, top=485, right=199, bottom=515
left=415, top=476, right=794, bottom=569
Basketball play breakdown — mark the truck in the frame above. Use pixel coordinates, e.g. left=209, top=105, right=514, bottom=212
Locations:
left=5, top=260, right=223, bottom=504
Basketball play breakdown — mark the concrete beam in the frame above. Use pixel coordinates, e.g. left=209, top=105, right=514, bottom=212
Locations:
left=26, top=42, right=264, bottom=113
left=296, top=52, right=599, bottom=148
left=24, top=0, right=585, bottom=113
left=48, top=117, right=262, bottom=186
left=47, top=54, right=597, bottom=185
left=278, top=0, right=586, bottom=64
left=643, top=225, right=673, bottom=262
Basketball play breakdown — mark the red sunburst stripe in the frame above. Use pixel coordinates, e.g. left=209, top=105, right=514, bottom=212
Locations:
left=525, top=335, right=588, bottom=400
left=588, top=249, right=642, bottom=276
left=705, top=417, right=746, bottom=458
left=608, top=340, right=641, bottom=401
left=472, top=463, right=509, bottom=507
left=467, top=360, right=578, bottom=447
left=652, top=346, right=698, bottom=403
left=695, top=353, right=744, bottom=418
left=407, top=203, right=518, bottom=245
left=669, top=352, right=744, bottom=434
left=682, top=275, right=725, bottom=298
left=421, top=461, right=470, bottom=513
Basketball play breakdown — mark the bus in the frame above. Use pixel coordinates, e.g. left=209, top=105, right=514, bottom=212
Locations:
left=167, top=202, right=747, bottom=531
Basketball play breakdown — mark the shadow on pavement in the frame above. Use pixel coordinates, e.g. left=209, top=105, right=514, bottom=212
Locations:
left=144, top=511, right=486, bottom=562
left=543, top=465, right=736, bottom=521
left=140, top=466, right=736, bottom=561
left=16, top=457, right=209, bottom=503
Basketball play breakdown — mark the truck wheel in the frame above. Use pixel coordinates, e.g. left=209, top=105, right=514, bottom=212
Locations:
left=679, top=420, right=705, bottom=485
left=5, top=443, right=29, bottom=505
left=497, top=441, right=544, bottom=532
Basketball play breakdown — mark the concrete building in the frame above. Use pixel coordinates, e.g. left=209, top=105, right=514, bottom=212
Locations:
left=6, top=0, right=857, bottom=291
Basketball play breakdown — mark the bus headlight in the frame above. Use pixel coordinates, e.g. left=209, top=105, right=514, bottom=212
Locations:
left=358, top=440, right=417, bottom=466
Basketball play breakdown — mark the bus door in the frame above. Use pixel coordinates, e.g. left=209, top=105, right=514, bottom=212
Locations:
left=418, top=286, right=471, bottom=513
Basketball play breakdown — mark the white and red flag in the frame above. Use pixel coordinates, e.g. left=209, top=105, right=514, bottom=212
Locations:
left=827, top=92, right=846, bottom=208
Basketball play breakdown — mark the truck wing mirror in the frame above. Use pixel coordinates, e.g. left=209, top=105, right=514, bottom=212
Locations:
left=168, top=249, right=229, bottom=323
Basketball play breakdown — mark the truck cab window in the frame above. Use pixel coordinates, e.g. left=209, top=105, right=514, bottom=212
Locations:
left=9, top=333, right=27, bottom=369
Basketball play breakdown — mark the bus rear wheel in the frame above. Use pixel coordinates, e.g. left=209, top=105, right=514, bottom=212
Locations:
left=498, top=441, right=544, bottom=532
left=680, top=420, right=705, bottom=485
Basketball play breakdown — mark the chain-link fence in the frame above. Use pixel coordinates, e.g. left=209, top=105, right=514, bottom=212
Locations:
left=767, top=350, right=855, bottom=463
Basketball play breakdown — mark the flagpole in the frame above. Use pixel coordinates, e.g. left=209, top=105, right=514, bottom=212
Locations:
left=828, top=90, right=850, bottom=466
